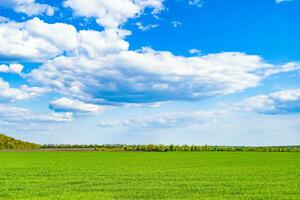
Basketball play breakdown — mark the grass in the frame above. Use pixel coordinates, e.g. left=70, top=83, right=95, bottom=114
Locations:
left=0, top=152, right=299, bottom=200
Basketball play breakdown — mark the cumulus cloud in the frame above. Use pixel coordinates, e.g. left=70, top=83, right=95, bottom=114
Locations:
left=237, top=89, right=300, bottom=114
left=0, top=18, right=78, bottom=61
left=0, top=78, right=45, bottom=102
left=49, top=97, right=107, bottom=113
left=76, top=29, right=129, bottom=58
left=0, top=18, right=131, bottom=62
left=3, top=17, right=277, bottom=106
left=1, top=17, right=298, bottom=110
left=0, top=0, right=54, bottom=16
left=63, top=0, right=164, bottom=29
left=0, top=63, right=23, bottom=74
left=29, top=48, right=273, bottom=104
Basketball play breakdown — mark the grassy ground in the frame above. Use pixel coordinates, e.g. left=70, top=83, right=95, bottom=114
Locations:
left=0, top=152, right=299, bottom=200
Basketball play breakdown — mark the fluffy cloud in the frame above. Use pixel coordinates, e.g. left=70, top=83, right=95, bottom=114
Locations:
left=0, top=104, right=73, bottom=124
left=29, top=48, right=272, bottom=104
left=76, top=29, right=129, bottom=58
left=1, top=17, right=297, bottom=109
left=0, top=0, right=54, bottom=16
left=63, top=0, right=164, bottom=28
left=0, top=78, right=45, bottom=102
left=49, top=97, right=107, bottom=113
left=0, top=63, right=23, bottom=74
left=237, top=89, right=300, bottom=114
left=0, top=18, right=78, bottom=61
left=0, top=18, right=130, bottom=61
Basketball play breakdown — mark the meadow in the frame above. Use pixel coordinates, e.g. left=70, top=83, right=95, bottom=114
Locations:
left=0, top=152, right=299, bottom=200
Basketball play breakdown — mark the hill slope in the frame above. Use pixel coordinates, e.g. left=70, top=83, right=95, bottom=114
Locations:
left=0, top=134, right=40, bottom=149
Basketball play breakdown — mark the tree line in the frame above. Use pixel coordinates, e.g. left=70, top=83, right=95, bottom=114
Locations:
left=1, top=133, right=299, bottom=152
left=41, top=144, right=300, bottom=152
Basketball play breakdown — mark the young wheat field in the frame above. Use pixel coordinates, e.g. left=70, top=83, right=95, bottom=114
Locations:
left=0, top=152, right=299, bottom=200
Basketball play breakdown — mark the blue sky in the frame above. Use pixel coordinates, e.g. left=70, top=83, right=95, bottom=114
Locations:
left=0, top=0, right=300, bottom=145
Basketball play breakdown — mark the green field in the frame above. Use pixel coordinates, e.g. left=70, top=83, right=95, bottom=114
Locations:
left=0, top=152, right=299, bottom=200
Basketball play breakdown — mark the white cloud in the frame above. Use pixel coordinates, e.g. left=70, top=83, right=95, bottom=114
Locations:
left=0, top=17, right=296, bottom=107
left=76, top=29, right=130, bottom=58
left=29, top=50, right=273, bottom=104
left=49, top=97, right=107, bottom=113
left=0, top=63, right=23, bottom=74
left=264, top=62, right=300, bottom=76
left=188, top=48, right=202, bottom=55
left=188, top=0, right=203, bottom=7
left=135, top=22, right=159, bottom=31
left=6, top=17, right=292, bottom=106
left=0, top=78, right=45, bottom=102
left=63, top=0, right=164, bottom=29
left=0, top=18, right=78, bottom=61
left=171, top=21, right=182, bottom=28
left=0, top=18, right=131, bottom=61
left=0, top=0, right=54, bottom=16
left=237, top=89, right=300, bottom=114
left=0, top=104, right=73, bottom=124
left=2, top=18, right=269, bottom=105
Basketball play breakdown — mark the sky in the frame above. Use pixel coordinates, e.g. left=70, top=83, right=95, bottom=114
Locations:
left=0, top=0, right=300, bottom=145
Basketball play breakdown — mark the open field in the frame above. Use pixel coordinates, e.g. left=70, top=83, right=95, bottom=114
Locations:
left=0, top=152, right=299, bottom=200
